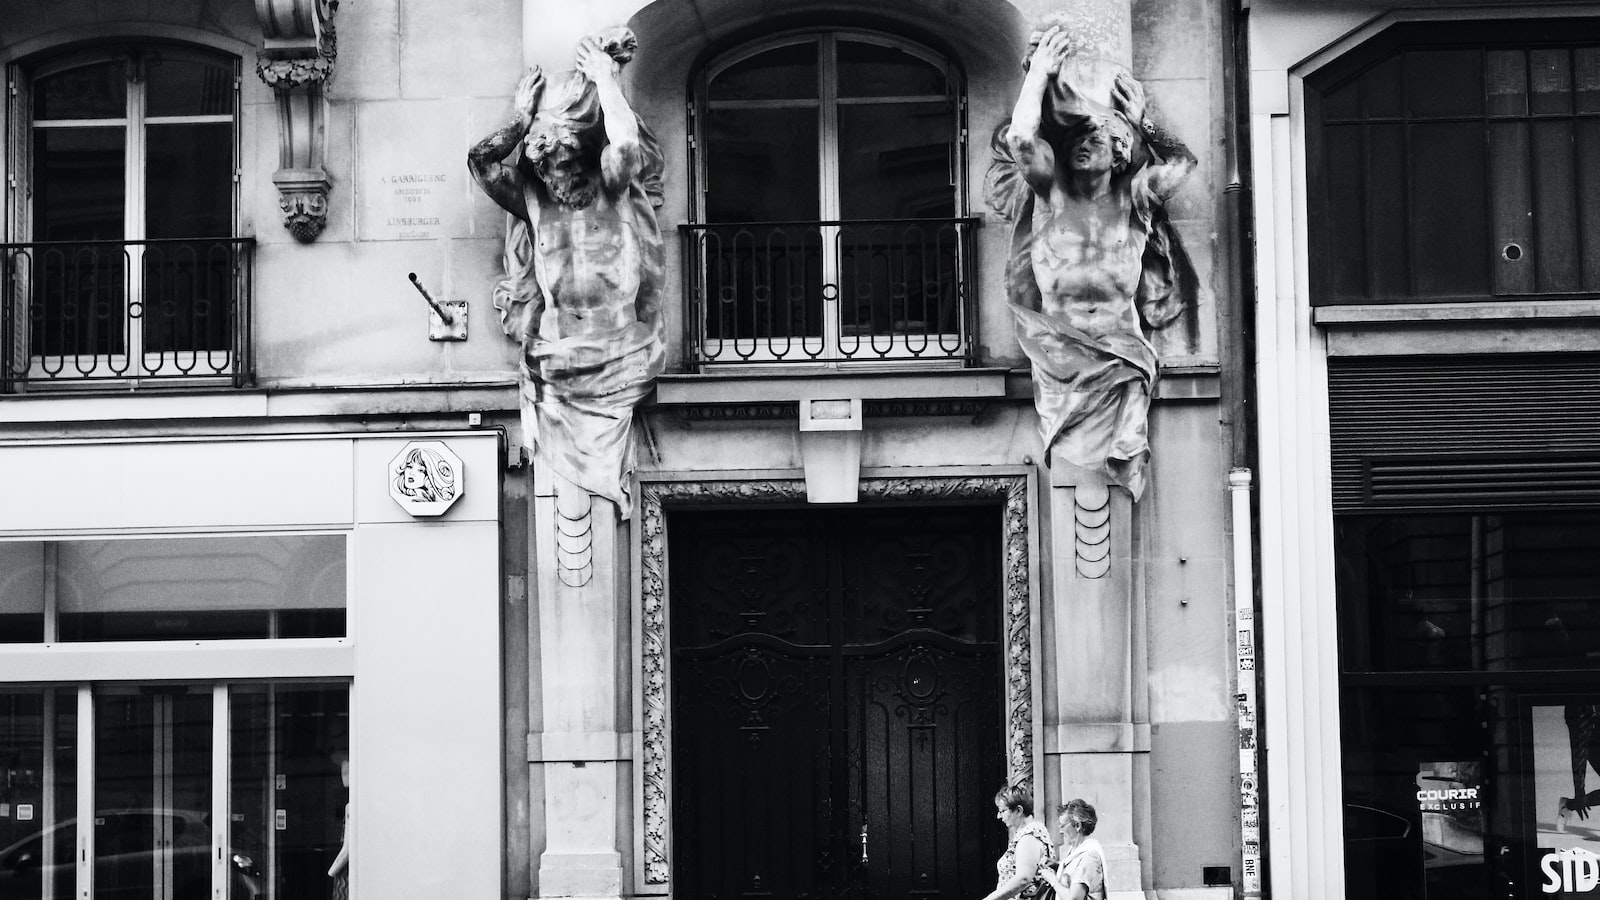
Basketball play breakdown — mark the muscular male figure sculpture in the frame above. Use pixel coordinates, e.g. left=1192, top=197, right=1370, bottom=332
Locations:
left=468, top=30, right=665, bottom=518
left=991, top=25, right=1198, bottom=498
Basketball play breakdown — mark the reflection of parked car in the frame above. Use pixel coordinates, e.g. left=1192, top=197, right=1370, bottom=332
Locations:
left=1345, top=802, right=1422, bottom=900
left=1344, top=802, right=1487, bottom=899
left=0, top=808, right=261, bottom=900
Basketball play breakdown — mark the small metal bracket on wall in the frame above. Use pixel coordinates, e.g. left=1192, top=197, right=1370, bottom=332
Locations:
left=409, top=272, right=467, bottom=341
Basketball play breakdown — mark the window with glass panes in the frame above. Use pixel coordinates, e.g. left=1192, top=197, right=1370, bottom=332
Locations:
left=687, top=31, right=970, bottom=364
left=12, top=44, right=239, bottom=371
left=0, top=533, right=351, bottom=900
left=1308, top=21, right=1600, bottom=306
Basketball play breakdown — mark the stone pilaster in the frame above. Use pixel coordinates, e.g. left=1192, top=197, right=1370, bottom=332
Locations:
left=1048, top=451, right=1151, bottom=900
left=532, top=468, right=627, bottom=898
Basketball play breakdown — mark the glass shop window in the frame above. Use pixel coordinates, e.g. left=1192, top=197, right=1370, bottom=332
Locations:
left=0, top=534, right=347, bottom=643
left=1308, top=23, right=1600, bottom=305
left=0, top=682, right=348, bottom=900
left=1337, top=509, right=1600, bottom=900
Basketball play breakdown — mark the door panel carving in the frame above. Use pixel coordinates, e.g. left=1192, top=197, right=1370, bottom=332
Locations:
left=671, top=507, right=1003, bottom=900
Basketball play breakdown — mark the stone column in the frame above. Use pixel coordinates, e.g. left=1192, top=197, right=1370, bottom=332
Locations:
left=531, top=468, right=629, bottom=898
left=1048, top=453, right=1149, bottom=900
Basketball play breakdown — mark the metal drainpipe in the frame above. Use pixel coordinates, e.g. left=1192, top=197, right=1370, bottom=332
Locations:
left=1220, top=0, right=1264, bottom=897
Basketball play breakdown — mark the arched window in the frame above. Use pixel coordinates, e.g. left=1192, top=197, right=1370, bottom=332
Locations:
left=686, top=31, right=971, bottom=365
left=1309, top=20, right=1600, bottom=306
left=6, top=43, right=246, bottom=387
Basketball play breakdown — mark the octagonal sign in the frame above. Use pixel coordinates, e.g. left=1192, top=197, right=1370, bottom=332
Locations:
left=388, top=440, right=464, bottom=517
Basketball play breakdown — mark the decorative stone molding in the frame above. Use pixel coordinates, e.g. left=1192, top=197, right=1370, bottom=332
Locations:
left=256, top=55, right=334, bottom=89
left=669, top=399, right=991, bottom=422
left=637, top=474, right=1033, bottom=885
left=672, top=403, right=798, bottom=422
left=863, top=399, right=989, bottom=418
left=255, top=0, right=339, bottom=242
left=273, top=168, right=332, bottom=243
left=1073, top=480, right=1112, bottom=578
left=555, top=486, right=595, bottom=587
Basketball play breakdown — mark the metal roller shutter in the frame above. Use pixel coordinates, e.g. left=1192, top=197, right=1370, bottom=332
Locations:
left=1328, top=354, right=1600, bottom=511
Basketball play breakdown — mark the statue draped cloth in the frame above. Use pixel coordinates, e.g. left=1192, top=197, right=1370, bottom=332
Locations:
left=492, top=80, right=666, bottom=519
left=985, top=114, right=1202, bottom=499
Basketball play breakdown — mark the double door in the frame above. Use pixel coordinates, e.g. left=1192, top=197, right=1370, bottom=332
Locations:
left=670, top=507, right=1004, bottom=900
left=93, top=690, right=216, bottom=900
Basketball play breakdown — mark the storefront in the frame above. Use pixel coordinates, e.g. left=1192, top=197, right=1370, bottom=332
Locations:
left=0, top=433, right=503, bottom=899
left=1250, top=4, right=1600, bottom=898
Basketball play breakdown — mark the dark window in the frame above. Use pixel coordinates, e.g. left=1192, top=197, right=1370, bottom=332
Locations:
left=8, top=45, right=243, bottom=383
left=1309, top=22, right=1600, bottom=305
left=686, top=31, right=972, bottom=365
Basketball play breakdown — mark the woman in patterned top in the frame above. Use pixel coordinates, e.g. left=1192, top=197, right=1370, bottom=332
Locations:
left=1041, top=798, right=1105, bottom=900
left=981, top=784, right=1055, bottom=900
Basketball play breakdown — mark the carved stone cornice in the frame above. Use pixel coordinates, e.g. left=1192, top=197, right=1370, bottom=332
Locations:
left=863, top=399, right=988, bottom=418
left=636, top=474, right=1033, bottom=885
left=254, top=0, right=339, bottom=242
left=256, top=54, right=333, bottom=89
left=670, top=399, right=991, bottom=422
left=673, top=403, right=797, bottom=422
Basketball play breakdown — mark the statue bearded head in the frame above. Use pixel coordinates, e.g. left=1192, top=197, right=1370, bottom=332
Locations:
left=525, top=117, right=598, bottom=209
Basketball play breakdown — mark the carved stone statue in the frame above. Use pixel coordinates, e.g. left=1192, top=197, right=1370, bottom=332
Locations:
left=469, top=28, right=665, bottom=521
left=985, top=21, right=1201, bottom=499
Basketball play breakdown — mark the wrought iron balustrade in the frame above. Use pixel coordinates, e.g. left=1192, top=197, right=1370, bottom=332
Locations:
left=681, top=217, right=979, bottom=366
left=2, top=238, right=254, bottom=391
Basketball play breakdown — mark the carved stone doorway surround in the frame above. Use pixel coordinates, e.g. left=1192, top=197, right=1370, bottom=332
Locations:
left=633, top=472, right=1038, bottom=887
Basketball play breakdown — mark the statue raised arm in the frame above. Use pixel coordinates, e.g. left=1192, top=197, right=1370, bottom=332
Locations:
left=468, top=27, right=665, bottom=520
left=985, top=20, right=1203, bottom=499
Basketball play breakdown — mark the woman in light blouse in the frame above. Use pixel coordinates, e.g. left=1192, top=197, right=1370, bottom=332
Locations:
left=1040, top=798, right=1105, bottom=900
left=980, top=784, right=1056, bottom=900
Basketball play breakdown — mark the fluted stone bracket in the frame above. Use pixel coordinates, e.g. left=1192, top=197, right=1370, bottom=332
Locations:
left=637, top=475, right=1034, bottom=885
left=255, top=0, right=339, bottom=242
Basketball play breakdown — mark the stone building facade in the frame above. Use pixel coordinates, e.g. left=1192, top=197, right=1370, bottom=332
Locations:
left=0, top=1, right=1246, bottom=898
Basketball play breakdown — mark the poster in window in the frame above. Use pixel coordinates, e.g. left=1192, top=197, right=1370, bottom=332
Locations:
left=1534, top=701, right=1600, bottom=895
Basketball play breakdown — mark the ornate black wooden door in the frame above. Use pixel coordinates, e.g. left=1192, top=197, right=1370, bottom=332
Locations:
left=670, top=507, right=1004, bottom=900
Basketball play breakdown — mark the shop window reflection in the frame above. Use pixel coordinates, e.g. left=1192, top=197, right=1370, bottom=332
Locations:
left=0, top=690, right=76, bottom=900
left=1337, top=509, right=1600, bottom=899
left=1337, top=512, right=1600, bottom=674
left=0, top=535, right=347, bottom=643
left=0, top=684, right=346, bottom=900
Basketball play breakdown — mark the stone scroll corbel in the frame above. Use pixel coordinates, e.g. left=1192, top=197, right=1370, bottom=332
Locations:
left=255, top=0, right=339, bottom=242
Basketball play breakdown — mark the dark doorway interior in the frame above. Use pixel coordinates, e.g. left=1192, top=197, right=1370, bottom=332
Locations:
left=670, top=505, right=1005, bottom=900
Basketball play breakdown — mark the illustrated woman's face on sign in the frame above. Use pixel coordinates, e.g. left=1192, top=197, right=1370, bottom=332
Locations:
left=394, top=447, right=456, bottom=502
left=401, top=460, right=427, bottom=491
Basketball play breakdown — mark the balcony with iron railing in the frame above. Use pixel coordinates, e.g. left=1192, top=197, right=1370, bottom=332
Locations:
left=2, top=238, right=254, bottom=392
left=681, top=217, right=979, bottom=369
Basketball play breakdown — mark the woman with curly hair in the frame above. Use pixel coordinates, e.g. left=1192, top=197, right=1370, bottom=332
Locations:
left=982, top=784, right=1056, bottom=900
left=1041, top=798, right=1106, bottom=900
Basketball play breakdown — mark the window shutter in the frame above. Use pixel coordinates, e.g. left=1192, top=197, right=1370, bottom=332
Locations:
left=6, top=64, right=30, bottom=240
left=5, top=64, right=31, bottom=384
left=1329, top=354, right=1600, bottom=511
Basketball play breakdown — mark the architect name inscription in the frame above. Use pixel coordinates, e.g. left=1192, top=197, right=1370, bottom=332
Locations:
left=374, top=172, right=448, bottom=239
